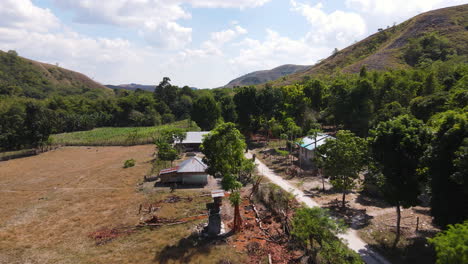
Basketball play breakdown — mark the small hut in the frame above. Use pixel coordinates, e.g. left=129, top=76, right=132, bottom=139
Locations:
left=159, top=156, right=208, bottom=185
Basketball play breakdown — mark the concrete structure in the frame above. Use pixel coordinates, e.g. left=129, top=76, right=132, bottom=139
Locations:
left=297, top=133, right=334, bottom=166
left=176, top=131, right=210, bottom=151
left=159, top=156, right=208, bottom=185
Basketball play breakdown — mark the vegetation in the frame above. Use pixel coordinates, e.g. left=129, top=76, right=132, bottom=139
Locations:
left=51, top=120, right=198, bottom=146
left=201, top=122, right=254, bottom=231
left=428, top=220, right=468, bottom=264
left=123, top=159, right=135, bottom=168
left=315, top=130, right=368, bottom=208
left=369, top=115, right=432, bottom=248
left=291, top=207, right=363, bottom=264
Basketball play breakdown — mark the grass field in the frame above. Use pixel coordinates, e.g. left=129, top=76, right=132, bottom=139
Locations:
left=51, top=120, right=200, bottom=146
left=0, top=145, right=243, bottom=264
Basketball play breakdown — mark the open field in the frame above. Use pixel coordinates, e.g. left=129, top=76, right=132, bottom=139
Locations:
left=51, top=120, right=199, bottom=146
left=0, top=145, right=242, bottom=264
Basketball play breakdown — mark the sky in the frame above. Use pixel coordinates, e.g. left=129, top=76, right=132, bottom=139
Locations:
left=0, top=0, right=466, bottom=88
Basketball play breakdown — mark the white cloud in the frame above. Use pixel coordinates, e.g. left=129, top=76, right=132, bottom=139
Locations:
left=346, top=0, right=466, bottom=16
left=229, top=29, right=329, bottom=74
left=52, top=0, right=270, bottom=49
left=183, top=0, right=271, bottom=8
left=0, top=0, right=59, bottom=32
left=291, top=0, right=367, bottom=47
left=345, top=0, right=467, bottom=30
left=181, top=25, right=248, bottom=58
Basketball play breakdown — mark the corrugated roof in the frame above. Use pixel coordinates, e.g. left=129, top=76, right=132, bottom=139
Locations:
left=177, top=156, right=207, bottom=173
left=159, top=167, right=178, bottom=175
left=181, top=131, right=210, bottom=144
left=298, top=133, right=334, bottom=151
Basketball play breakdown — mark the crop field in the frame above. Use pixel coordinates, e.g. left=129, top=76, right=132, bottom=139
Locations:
left=0, top=145, right=242, bottom=264
left=51, top=120, right=199, bottom=146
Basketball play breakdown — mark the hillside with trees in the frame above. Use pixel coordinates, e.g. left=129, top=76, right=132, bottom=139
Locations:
left=272, top=4, right=468, bottom=86
left=0, top=50, right=112, bottom=99
left=224, top=64, right=310, bottom=88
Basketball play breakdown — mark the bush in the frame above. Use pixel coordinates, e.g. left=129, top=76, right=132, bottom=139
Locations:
left=123, top=159, right=136, bottom=168
left=429, top=220, right=468, bottom=264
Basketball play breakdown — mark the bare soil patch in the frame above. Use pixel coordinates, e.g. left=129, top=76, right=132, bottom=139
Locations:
left=0, top=146, right=242, bottom=264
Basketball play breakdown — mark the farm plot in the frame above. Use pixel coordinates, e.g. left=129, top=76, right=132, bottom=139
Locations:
left=51, top=119, right=199, bottom=146
left=0, top=145, right=241, bottom=264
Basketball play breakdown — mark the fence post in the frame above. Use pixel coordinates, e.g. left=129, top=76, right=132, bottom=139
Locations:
left=416, top=216, right=419, bottom=232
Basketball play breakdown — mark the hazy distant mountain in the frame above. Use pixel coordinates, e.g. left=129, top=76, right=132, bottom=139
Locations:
left=224, top=64, right=310, bottom=88
left=105, top=83, right=155, bottom=91
left=106, top=83, right=200, bottom=91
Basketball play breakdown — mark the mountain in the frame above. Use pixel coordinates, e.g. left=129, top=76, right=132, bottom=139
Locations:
left=272, top=4, right=468, bottom=86
left=224, top=64, right=310, bottom=88
left=0, top=50, right=112, bottom=98
left=106, top=83, right=155, bottom=91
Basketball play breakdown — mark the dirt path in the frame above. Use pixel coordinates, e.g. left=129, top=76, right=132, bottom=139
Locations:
left=247, top=152, right=391, bottom=264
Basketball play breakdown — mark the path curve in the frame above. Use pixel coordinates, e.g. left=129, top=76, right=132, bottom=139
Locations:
left=247, top=152, right=390, bottom=264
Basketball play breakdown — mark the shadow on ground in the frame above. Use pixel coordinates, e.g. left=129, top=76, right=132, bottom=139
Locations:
left=323, top=199, right=374, bottom=229
left=155, top=232, right=232, bottom=264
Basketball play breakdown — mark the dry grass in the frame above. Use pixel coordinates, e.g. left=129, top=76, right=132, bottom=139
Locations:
left=0, top=145, right=243, bottom=264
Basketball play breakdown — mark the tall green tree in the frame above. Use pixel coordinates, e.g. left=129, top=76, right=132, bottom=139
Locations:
left=315, top=130, right=368, bottom=207
left=191, top=95, right=221, bottom=130
left=370, top=115, right=432, bottom=248
left=201, top=122, right=253, bottom=231
left=426, top=111, right=468, bottom=227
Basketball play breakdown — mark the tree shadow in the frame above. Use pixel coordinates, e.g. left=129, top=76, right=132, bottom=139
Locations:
left=155, top=232, right=233, bottom=264
left=153, top=182, right=207, bottom=189
left=365, top=235, right=436, bottom=264
left=323, top=199, right=374, bottom=230
left=355, top=192, right=391, bottom=209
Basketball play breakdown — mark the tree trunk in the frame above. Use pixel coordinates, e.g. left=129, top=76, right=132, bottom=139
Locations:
left=309, top=236, right=317, bottom=263
left=342, top=191, right=346, bottom=208
left=233, top=203, right=243, bottom=232
left=321, top=169, right=325, bottom=191
left=393, top=203, right=401, bottom=249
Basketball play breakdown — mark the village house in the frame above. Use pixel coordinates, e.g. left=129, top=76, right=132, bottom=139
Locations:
left=176, top=131, right=210, bottom=151
left=297, top=133, right=334, bottom=166
left=159, top=156, right=209, bottom=185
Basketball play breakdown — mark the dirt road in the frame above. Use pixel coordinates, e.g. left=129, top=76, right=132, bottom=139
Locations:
left=247, top=152, right=390, bottom=264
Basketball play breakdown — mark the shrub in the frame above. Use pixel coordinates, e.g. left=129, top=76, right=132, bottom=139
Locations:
left=123, top=159, right=136, bottom=168
left=429, top=220, right=468, bottom=264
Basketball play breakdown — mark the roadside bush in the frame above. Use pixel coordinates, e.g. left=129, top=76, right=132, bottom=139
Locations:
left=255, top=183, right=294, bottom=214
left=123, top=159, right=136, bottom=168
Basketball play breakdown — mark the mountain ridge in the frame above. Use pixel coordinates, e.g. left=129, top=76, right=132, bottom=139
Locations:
left=224, top=64, right=310, bottom=88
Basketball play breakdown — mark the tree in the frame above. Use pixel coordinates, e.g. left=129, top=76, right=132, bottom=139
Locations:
left=369, top=115, right=431, bottom=248
left=426, top=111, right=468, bottom=227
left=191, top=95, right=221, bottom=130
left=291, top=207, right=362, bottom=264
left=429, top=221, right=468, bottom=264
left=23, top=102, right=53, bottom=148
left=156, top=141, right=178, bottom=166
left=233, top=86, right=258, bottom=133
left=201, top=122, right=253, bottom=231
left=315, top=130, right=367, bottom=208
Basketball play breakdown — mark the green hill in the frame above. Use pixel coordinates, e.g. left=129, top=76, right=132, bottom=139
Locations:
left=272, top=4, right=468, bottom=86
left=224, top=64, right=310, bottom=88
left=0, top=50, right=113, bottom=98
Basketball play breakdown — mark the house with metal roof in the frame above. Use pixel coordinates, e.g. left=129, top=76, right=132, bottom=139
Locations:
left=176, top=131, right=210, bottom=151
left=297, top=133, right=334, bottom=166
left=159, top=156, right=209, bottom=185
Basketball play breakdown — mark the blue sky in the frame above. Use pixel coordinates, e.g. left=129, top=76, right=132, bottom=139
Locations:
left=0, top=0, right=465, bottom=88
